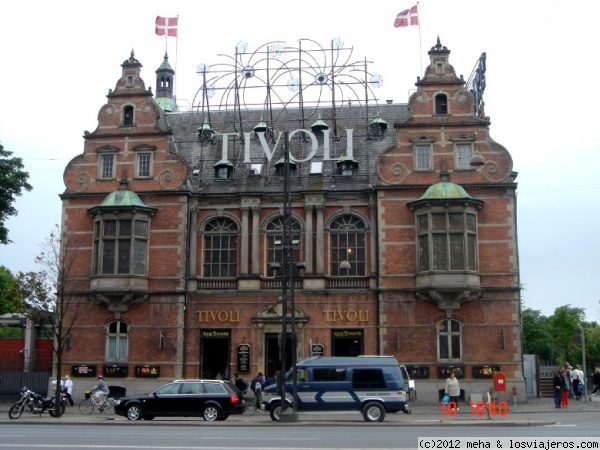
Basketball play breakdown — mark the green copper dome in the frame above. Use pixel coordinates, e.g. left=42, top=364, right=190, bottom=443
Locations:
left=418, top=182, right=473, bottom=200
left=99, top=189, right=151, bottom=208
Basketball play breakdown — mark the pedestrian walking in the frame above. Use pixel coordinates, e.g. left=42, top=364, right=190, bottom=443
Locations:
left=250, top=372, right=265, bottom=412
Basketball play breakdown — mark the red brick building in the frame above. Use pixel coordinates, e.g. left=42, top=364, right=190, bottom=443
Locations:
left=60, top=39, right=523, bottom=403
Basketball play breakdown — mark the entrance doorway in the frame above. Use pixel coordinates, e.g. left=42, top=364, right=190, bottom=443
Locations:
left=200, top=329, right=230, bottom=379
left=265, top=333, right=292, bottom=379
left=331, top=329, right=363, bottom=356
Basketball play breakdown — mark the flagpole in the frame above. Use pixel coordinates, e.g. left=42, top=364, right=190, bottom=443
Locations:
left=417, top=2, right=423, bottom=76
left=174, top=15, right=179, bottom=103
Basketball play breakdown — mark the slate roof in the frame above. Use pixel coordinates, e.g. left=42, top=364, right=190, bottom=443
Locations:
left=166, top=103, right=411, bottom=195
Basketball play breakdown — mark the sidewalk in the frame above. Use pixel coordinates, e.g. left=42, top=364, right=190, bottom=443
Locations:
left=1, top=395, right=598, bottom=427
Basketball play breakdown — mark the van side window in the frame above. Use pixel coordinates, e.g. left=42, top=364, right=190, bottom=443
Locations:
left=352, top=369, right=386, bottom=390
left=313, top=368, right=346, bottom=382
left=297, top=369, right=308, bottom=382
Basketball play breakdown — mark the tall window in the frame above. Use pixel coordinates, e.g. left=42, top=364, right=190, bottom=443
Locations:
left=266, top=217, right=301, bottom=274
left=107, top=320, right=128, bottom=361
left=100, top=154, right=115, bottom=179
left=415, top=145, right=432, bottom=170
left=137, top=153, right=152, bottom=178
left=203, top=217, right=238, bottom=277
left=330, top=215, right=366, bottom=276
left=123, top=105, right=134, bottom=126
left=417, top=211, right=477, bottom=272
left=438, top=318, right=461, bottom=361
left=93, top=218, right=148, bottom=275
left=435, top=94, right=448, bottom=115
left=456, top=144, right=472, bottom=170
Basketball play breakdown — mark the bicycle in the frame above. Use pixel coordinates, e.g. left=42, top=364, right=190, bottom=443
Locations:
left=79, top=392, right=115, bottom=415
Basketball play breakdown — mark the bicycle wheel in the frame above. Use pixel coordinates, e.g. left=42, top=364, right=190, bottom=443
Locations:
left=79, top=399, right=94, bottom=415
left=101, top=398, right=115, bottom=415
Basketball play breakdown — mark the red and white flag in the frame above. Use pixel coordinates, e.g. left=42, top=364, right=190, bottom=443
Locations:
left=394, top=5, right=419, bottom=28
left=155, top=16, right=178, bottom=37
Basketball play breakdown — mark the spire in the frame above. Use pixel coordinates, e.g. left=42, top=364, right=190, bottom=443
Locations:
left=155, top=52, right=176, bottom=112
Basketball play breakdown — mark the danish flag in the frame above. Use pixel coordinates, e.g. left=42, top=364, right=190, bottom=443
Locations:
left=155, top=16, right=178, bottom=37
left=394, top=5, right=419, bottom=28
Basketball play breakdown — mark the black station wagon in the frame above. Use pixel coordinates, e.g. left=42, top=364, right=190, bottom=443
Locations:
left=114, top=379, right=245, bottom=421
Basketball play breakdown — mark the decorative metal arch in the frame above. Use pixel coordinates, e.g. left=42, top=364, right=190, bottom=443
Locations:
left=193, top=39, right=385, bottom=141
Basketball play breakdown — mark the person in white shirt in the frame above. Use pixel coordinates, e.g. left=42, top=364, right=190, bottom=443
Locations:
left=571, top=364, right=585, bottom=400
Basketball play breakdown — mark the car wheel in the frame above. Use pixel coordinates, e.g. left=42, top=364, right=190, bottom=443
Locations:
left=217, top=414, right=229, bottom=421
left=362, top=402, right=385, bottom=422
left=202, top=404, right=221, bottom=422
left=269, top=402, right=282, bottom=422
left=126, top=404, right=143, bottom=421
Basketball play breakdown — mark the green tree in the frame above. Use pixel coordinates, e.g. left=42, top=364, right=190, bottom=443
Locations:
left=522, top=307, right=557, bottom=362
left=0, top=143, right=33, bottom=244
left=16, top=225, right=83, bottom=417
left=548, top=305, right=586, bottom=365
left=0, top=265, right=23, bottom=314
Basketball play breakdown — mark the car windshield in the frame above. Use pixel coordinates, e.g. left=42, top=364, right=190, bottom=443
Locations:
left=153, top=383, right=180, bottom=395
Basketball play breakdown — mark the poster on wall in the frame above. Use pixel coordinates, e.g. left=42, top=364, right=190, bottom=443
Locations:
left=310, top=344, right=324, bottom=356
left=236, top=344, right=251, bottom=372
left=71, top=365, right=97, bottom=377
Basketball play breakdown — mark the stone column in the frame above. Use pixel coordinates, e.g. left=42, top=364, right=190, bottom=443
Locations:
left=315, top=204, right=324, bottom=274
left=304, top=205, right=313, bottom=273
left=240, top=207, right=249, bottom=275
left=251, top=206, right=261, bottom=275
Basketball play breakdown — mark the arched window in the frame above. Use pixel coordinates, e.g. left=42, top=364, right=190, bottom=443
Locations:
left=203, top=217, right=238, bottom=277
left=437, top=318, right=462, bottom=361
left=435, top=94, right=448, bottom=115
left=330, top=215, right=366, bottom=276
left=266, top=217, right=301, bottom=275
left=107, top=320, right=128, bottom=361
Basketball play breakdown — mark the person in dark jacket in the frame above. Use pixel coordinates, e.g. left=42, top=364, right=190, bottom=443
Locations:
left=591, top=367, right=600, bottom=398
left=250, top=372, right=265, bottom=412
left=553, top=369, right=565, bottom=409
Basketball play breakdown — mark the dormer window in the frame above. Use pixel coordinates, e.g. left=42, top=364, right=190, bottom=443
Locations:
left=435, top=94, right=448, bottom=115
left=274, top=159, right=296, bottom=177
left=336, top=156, right=358, bottom=176
left=123, top=105, right=134, bottom=126
left=213, top=160, right=234, bottom=179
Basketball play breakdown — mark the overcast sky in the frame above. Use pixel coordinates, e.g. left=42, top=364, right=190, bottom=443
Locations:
left=1, top=0, right=598, bottom=322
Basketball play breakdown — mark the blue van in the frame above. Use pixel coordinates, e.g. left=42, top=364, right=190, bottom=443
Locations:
left=262, top=356, right=411, bottom=422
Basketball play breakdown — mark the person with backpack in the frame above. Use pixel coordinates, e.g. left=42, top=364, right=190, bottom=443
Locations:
left=250, top=372, right=265, bottom=412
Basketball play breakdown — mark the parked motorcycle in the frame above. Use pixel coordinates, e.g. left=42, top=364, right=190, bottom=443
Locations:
left=8, top=387, right=66, bottom=419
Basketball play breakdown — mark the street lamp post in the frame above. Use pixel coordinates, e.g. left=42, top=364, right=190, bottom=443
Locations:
left=280, top=131, right=298, bottom=421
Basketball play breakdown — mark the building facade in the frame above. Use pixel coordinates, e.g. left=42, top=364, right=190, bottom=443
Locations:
left=60, top=39, right=523, bottom=403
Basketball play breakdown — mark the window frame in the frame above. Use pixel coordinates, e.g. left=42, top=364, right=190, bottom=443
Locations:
left=106, top=320, right=128, bottom=362
left=99, top=153, right=115, bottom=180
left=414, top=144, right=432, bottom=171
left=437, top=318, right=462, bottom=362
left=93, top=216, right=149, bottom=276
left=203, top=217, right=239, bottom=278
left=416, top=210, right=478, bottom=273
left=455, top=143, right=473, bottom=170
left=266, top=217, right=302, bottom=276
left=136, top=152, right=152, bottom=178
left=329, top=215, right=367, bottom=277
